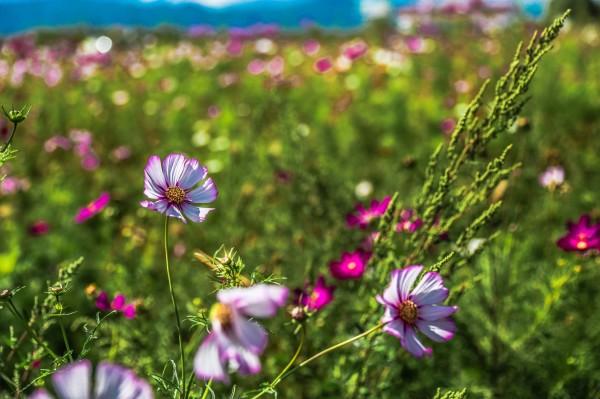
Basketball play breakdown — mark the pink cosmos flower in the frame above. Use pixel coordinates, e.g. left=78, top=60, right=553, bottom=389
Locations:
left=539, top=166, right=565, bottom=189
left=346, top=196, right=391, bottom=229
left=314, top=57, right=333, bottom=73
left=557, top=214, right=600, bottom=252
left=298, top=275, right=335, bottom=311
left=341, top=40, right=368, bottom=61
left=377, top=265, right=458, bottom=358
left=44, top=135, right=71, bottom=152
left=75, top=192, right=110, bottom=223
left=329, top=250, right=371, bottom=280
left=303, top=39, right=320, bottom=55
left=28, top=220, right=50, bottom=236
left=360, top=232, right=381, bottom=252
left=396, top=209, right=423, bottom=233
left=140, top=153, right=218, bottom=223
left=28, top=359, right=152, bottom=399
left=96, top=291, right=137, bottom=319
left=247, top=59, right=266, bottom=75
left=194, top=284, right=288, bottom=383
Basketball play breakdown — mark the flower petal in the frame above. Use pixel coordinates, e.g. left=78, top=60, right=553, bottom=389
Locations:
left=194, top=333, right=228, bottom=383
left=382, top=319, right=406, bottom=340
left=162, top=154, right=187, bottom=187
left=165, top=205, right=187, bottom=223
left=144, top=155, right=167, bottom=199
left=410, top=271, right=448, bottom=306
left=230, top=347, right=261, bottom=376
left=29, top=390, right=53, bottom=399
left=140, top=199, right=169, bottom=214
left=403, top=326, right=432, bottom=358
left=395, top=265, right=423, bottom=302
left=418, top=305, right=458, bottom=321
left=51, top=360, right=92, bottom=399
left=231, top=314, right=268, bottom=354
left=416, top=318, right=456, bottom=343
left=187, top=178, right=218, bottom=204
left=181, top=203, right=214, bottom=223
left=179, top=159, right=208, bottom=190
left=95, top=362, right=152, bottom=399
left=217, top=284, right=289, bottom=318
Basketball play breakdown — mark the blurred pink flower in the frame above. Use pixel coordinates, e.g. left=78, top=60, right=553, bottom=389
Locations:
left=247, top=59, right=266, bottom=75
left=539, top=166, right=565, bottom=189
left=28, top=220, right=50, bottom=236
left=557, top=214, right=600, bottom=252
left=303, top=39, right=320, bottom=55
left=314, top=57, right=333, bottom=73
left=194, top=284, right=289, bottom=383
left=342, top=40, right=368, bottom=61
left=329, top=250, right=371, bottom=280
left=267, top=56, right=284, bottom=77
left=44, top=135, right=72, bottom=152
left=346, top=196, right=391, bottom=229
left=75, top=192, right=110, bottom=223
left=396, top=209, right=423, bottom=233
left=298, top=275, right=335, bottom=311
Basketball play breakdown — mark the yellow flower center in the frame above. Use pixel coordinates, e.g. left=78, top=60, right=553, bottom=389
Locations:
left=347, top=262, right=357, bottom=270
left=210, top=303, right=233, bottom=330
left=166, top=186, right=186, bottom=205
left=398, top=300, right=418, bottom=324
left=576, top=241, right=588, bottom=250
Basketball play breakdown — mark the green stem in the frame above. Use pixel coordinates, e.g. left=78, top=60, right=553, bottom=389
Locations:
left=0, top=122, right=17, bottom=153
left=249, top=323, right=383, bottom=399
left=164, top=216, right=186, bottom=398
left=58, top=321, right=74, bottom=362
left=7, top=300, right=60, bottom=361
left=199, top=379, right=213, bottom=399
left=271, top=325, right=305, bottom=386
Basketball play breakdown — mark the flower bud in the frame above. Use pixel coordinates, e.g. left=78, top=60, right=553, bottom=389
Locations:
left=0, top=288, right=12, bottom=300
left=2, top=105, right=31, bottom=125
left=289, top=305, right=306, bottom=322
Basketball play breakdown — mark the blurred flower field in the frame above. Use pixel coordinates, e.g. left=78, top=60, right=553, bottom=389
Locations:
left=1, top=10, right=600, bottom=399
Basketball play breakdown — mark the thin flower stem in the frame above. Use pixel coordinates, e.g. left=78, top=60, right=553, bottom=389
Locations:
left=271, top=325, right=305, bottom=386
left=199, top=379, right=213, bottom=399
left=164, top=216, right=186, bottom=398
left=0, top=122, right=17, bottom=153
left=249, top=323, right=383, bottom=399
left=58, top=321, right=74, bottom=362
left=6, top=300, right=60, bottom=361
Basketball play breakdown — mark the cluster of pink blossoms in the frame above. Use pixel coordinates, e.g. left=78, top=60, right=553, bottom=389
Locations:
left=95, top=291, right=137, bottom=319
left=44, top=130, right=100, bottom=171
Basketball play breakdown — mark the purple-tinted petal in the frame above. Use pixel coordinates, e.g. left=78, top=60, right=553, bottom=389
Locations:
left=418, top=305, right=458, bottom=321
left=162, top=154, right=187, bottom=187
left=51, top=360, right=92, bottom=399
left=144, top=156, right=167, bottom=199
left=28, top=389, right=53, bottom=399
left=382, top=319, right=406, bottom=340
left=122, top=304, right=137, bottom=320
left=416, top=318, right=456, bottom=343
left=231, top=314, right=268, bottom=354
left=410, top=271, right=448, bottom=306
left=230, top=347, right=261, bottom=376
left=140, top=199, right=169, bottom=214
left=380, top=305, right=398, bottom=324
left=96, top=291, right=111, bottom=312
left=403, top=326, right=432, bottom=358
left=165, top=205, right=186, bottom=223
left=395, top=265, right=423, bottom=302
left=217, top=284, right=289, bottom=318
left=187, top=178, right=218, bottom=204
left=194, top=333, right=228, bottom=383
left=181, top=203, right=214, bottom=223
left=179, top=159, right=208, bottom=190
left=95, top=362, right=153, bottom=399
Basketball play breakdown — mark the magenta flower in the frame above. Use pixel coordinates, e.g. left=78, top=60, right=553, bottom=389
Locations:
left=96, top=291, right=137, bottom=319
left=329, top=250, right=370, bottom=280
left=95, top=291, right=111, bottom=312
left=28, top=220, right=50, bottom=236
left=303, top=39, right=320, bottom=55
left=346, top=196, right=391, bottom=229
left=194, top=284, right=288, bottom=383
left=377, top=266, right=458, bottom=358
left=341, top=40, right=368, bottom=61
left=75, top=192, right=110, bottom=224
left=111, top=294, right=137, bottom=319
left=396, top=209, right=423, bottom=233
left=557, top=214, right=600, bottom=252
left=539, top=166, right=565, bottom=189
left=44, top=135, right=71, bottom=152
left=29, top=359, right=152, bottom=399
left=314, top=57, right=333, bottom=73
left=298, top=275, right=335, bottom=311
left=140, top=154, right=218, bottom=223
